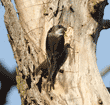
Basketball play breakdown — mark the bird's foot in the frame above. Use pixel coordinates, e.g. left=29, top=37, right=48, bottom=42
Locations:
left=46, top=81, right=51, bottom=92
left=46, top=80, right=54, bottom=92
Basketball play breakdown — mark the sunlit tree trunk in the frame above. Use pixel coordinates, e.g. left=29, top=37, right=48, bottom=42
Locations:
left=1, top=0, right=110, bottom=104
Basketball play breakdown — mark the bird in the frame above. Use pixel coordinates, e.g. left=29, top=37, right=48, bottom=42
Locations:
left=46, top=25, right=67, bottom=91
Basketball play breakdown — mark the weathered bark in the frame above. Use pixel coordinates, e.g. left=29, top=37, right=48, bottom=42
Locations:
left=1, top=0, right=110, bottom=105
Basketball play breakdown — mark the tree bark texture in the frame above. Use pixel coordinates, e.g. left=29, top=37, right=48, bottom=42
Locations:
left=1, top=0, right=110, bottom=105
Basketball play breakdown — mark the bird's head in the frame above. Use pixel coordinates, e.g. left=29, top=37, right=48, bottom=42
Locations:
left=54, top=25, right=67, bottom=37
left=47, top=25, right=67, bottom=38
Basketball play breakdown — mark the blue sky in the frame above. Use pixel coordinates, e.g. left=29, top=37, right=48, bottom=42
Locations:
left=0, top=0, right=110, bottom=105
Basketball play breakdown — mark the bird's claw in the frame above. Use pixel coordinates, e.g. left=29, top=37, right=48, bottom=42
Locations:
left=46, top=80, right=54, bottom=92
left=46, top=81, right=51, bottom=92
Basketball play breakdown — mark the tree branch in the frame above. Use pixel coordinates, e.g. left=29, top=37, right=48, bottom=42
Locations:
left=0, top=63, right=16, bottom=105
left=100, top=66, right=110, bottom=77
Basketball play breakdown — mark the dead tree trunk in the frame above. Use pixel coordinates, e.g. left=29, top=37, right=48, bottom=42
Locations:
left=1, top=0, right=110, bottom=104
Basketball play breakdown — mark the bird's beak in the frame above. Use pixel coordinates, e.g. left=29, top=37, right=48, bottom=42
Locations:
left=68, top=45, right=74, bottom=49
left=70, top=46, right=74, bottom=50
